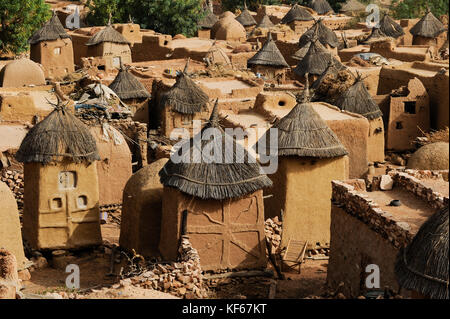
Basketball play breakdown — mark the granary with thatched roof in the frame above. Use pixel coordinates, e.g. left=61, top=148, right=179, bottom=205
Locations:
left=409, top=10, right=447, bottom=46
left=212, top=12, right=247, bottom=42
left=379, top=14, right=405, bottom=39
left=86, top=22, right=132, bottom=72
left=197, top=2, right=219, bottom=39
left=204, top=41, right=231, bottom=67
left=158, top=59, right=211, bottom=137
left=280, top=4, right=315, bottom=32
left=298, top=19, right=339, bottom=56
left=362, top=27, right=392, bottom=44
left=108, top=64, right=150, bottom=121
left=308, top=0, right=334, bottom=15
left=256, top=14, right=275, bottom=30
left=247, top=33, right=289, bottom=82
left=29, top=12, right=74, bottom=79
left=15, top=101, right=102, bottom=250
left=158, top=100, right=272, bottom=271
left=327, top=171, right=449, bottom=298
left=334, top=75, right=385, bottom=163
left=257, top=86, right=349, bottom=250
left=395, top=206, right=449, bottom=299
left=235, top=1, right=257, bottom=30
left=339, top=0, right=366, bottom=16
left=293, top=37, right=343, bottom=82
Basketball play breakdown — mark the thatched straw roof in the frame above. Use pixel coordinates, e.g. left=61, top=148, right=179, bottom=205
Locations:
left=205, top=41, right=231, bottom=66
left=379, top=14, right=405, bottom=38
left=248, top=33, right=289, bottom=68
left=339, top=0, right=365, bottom=13
left=29, top=12, right=71, bottom=45
left=159, top=100, right=273, bottom=200
left=198, top=6, right=219, bottom=29
left=281, top=4, right=314, bottom=24
left=292, top=42, right=311, bottom=61
left=256, top=15, right=275, bottom=29
left=293, top=39, right=342, bottom=77
left=160, top=60, right=209, bottom=114
left=363, top=27, right=392, bottom=44
left=410, top=11, right=446, bottom=38
left=16, top=103, right=100, bottom=164
left=395, top=206, right=449, bottom=299
left=298, top=19, right=339, bottom=48
left=308, top=0, right=334, bottom=15
left=334, top=76, right=383, bottom=120
left=108, top=65, right=151, bottom=100
left=258, top=89, right=348, bottom=158
left=235, top=2, right=257, bottom=27
left=86, top=25, right=130, bottom=46
left=311, top=59, right=350, bottom=97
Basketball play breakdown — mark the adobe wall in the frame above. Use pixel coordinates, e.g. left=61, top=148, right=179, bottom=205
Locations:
left=327, top=174, right=448, bottom=297
left=131, top=33, right=173, bottom=62
left=87, top=42, right=132, bottom=72
left=30, top=38, right=75, bottom=79
left=275, top=40, right=298, bottom=66
left=70, top=32, right=90, bottom=66
left=367, top=117, right=385, bottom=163
left=369, top=41, right=430, bottom=62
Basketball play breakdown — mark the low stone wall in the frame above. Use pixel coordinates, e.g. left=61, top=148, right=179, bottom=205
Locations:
left=127, top=236, right=207, bottom=298
left=0, top=169, right=23, bottom=211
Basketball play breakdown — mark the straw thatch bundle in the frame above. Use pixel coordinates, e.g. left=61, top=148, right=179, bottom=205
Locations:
left=339, top=0, right=366, bottom=13
left=363, top=27, right=392, bottom=44
left=379, top=14, right=405, bottom=39
left=280, top=4, right=314, bottom=24
left=293, top=39, right=342, bottom=77
left=235, top=2, right=257, bottom=27
left=410, top=11, right=446, bottom=38
left=108, top=65, right=151, bottom=100
left=334, top=76, right=383, bottom=120
left=205, top=42, right=231, bottom=66
left=86, top=25, right=130, bottom=46
left=256, top=15, right=275, bottom=29
left=292, top=42, right=311, bottom=61
left=395, top=206, right=449, bottom=299
left=298, top=19, right=339, bottom=48
left=16, top=103, right=100, bottom=164
left=247, top=33, right=289, bottom=68
left=198, top=6, right=219, bottom=29
left=308, top=0, right=334, bottom=15
left=311, top=60, right=354, bottom=102
left=159, top=100, right=273, bottom=200
left=29, top=12, right=71, bottom=45
left=160, top=61, right=209, bottom=114
left=259, top=91, right=348, bottom=158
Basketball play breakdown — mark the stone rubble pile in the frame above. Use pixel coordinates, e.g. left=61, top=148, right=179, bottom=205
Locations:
left=128, top=236, right=207, bottom=299
left=264, top=217, right=282, bottom=253
left=1, top=170, right=24, bottom=210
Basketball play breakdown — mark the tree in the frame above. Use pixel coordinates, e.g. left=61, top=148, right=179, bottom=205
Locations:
left=0, top=0, right=51, bottom=55
left=85, top=0, right=132, bottom=26
left=390, top=0, right=449, bottom=19
left=221, top=0, right=282, bottom=12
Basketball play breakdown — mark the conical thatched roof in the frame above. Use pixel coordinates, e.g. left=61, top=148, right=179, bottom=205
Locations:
left=293, top=39, right=342, bottom=77
left=379, top=14, right=405, bottom=38
left=259, top=93, right=348, bottom=158
left=29, top=12, right=71, bottom=45
left=339, top=0, right=365, bottom=13
left=198, top=6, right=219, bottom=29
left=308, top=0, right=334, bottom=15
left=236, top=2, right=257, bottom=27
left=298, top=19, right=339, bottom=48
left=311, top=59, right=349, bottom=91
left=292, top=42, right=311, bottom=61
left=363, top=27, right=392, bottom=44
left=280, top=4, right=314, bottom=24
left=205, top=41, right=231, bottom=66
left=159, top=100, right=273, bottom=200
left=160, top=60, right=209, bottom=114
left=256, top=14, right=275, bottom=29
left=108, top=65, right=151, bottom=100
left=16, top=103, right=100, bottom=164
left=395, top=206, right=449, bottom=299
left=248, top=33, right=289, bottom=67
left=86, top=25, right=130, bottom=46
left=410, top=11, right=446, bottom=38
left=334, top=76, right=383, bottom=120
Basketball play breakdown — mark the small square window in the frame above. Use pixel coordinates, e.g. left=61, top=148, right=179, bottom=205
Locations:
left=396, top=121, right=403, bottom=129
left=404, top=101, right=416, bottom=114
left=51, top=197, right=63, bottom=210
left=77, top=195, right=88, bottom=209
left=54, top=47, right=61, bottom=55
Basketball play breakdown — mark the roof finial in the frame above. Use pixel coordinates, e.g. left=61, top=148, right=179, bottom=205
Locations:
left=302, top=73, right=310, bottom=102
left=244, top=0, right=247, bottom=10
left=267, top=31, right=273, bottom=41
left=107, top=12, right=112, bottom=26
left=209, top=99, right=220, bottom=125
left=128, top=14, right=133, bottom=24
left=183, top=57, right=190, bottom=74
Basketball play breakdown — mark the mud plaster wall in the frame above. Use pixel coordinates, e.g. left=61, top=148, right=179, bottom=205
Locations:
left=86, top=42, right=132, bottom=72
left=0, top=181, right=27, bottom=270
left=265, top=156, right=349, bottom=250
left=23, top=161, right=101, bottom=250
left=369, top=41, right=430, bottom=62
left=30, top=38, right=75, bottom=79
left=131, top=34, right=172, bottom=62
left=0, top=91, right=54, bottom=123
left=367, top=117, right=385, bottom=163
left=159, top=188, right=267, bottom=271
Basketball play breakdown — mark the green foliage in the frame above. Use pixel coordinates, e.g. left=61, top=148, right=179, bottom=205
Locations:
left=390, top=0, right=449, bottom=19
left=221, top=0, right=283, bottom=12
left=326, top=0, right=347, bottom=12
left=85, top=0, right=133, bottom=26
left=0, top=0, right=51, bottom=54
